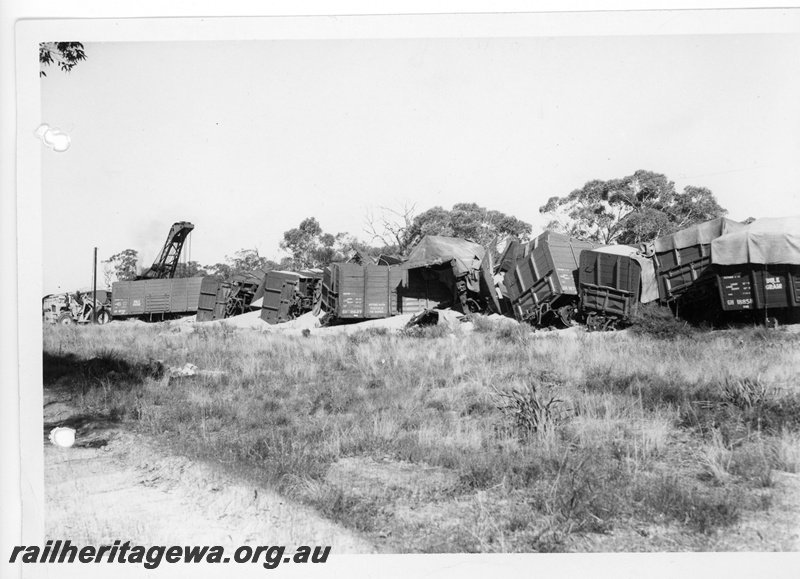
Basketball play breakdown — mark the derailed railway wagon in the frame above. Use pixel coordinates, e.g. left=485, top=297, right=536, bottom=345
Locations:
left=196, top=277, right=228, bottom=322
left=318, top=262, right=453, bottom=322
left=650, top=217, right=746, bottom=306
left=697, top=216, right=800, bottom=325
left=318, top=236, right=499, bottom=323
left=711, top=265, right=800, bottom=324
left=577, top=245, right=659, bottom=330
left=320, top=263, right=405, bottom=321
left=111, top=277, right=210, bottom=320
left=261, top=269, right=323, bottom=324
left=222, top=269, right=270, bottom=318
left=504, top=232, right=597, bottom=327
left=401, top=236, right=501, bottom=315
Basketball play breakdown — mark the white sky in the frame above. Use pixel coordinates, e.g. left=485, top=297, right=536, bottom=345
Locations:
left=40, top=32, right=800, bottom=294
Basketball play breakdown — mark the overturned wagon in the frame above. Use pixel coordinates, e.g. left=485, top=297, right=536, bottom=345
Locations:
left=504, top=232, right=597, bottom=327
left=577, top=245, right=659, bottom=330
left=261, top=269, right=323, bottom=324
left=196, top=277, right=228, bottom=322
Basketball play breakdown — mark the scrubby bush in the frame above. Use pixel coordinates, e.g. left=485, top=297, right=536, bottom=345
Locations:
left=629, top=302, right=695, bottom=340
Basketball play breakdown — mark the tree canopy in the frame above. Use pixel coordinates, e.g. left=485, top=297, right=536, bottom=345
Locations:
left=539, top=170, right=727, bottom=245
left=103, top=249, right=138, bottom=285
left=280, top=217, right=355, bottom=269
left=368, top=202, right=533, bottom=257
left=173, top=261, right=209, bottom=279
left=206, top=249, right=278, bottom=281
left=39, top=42, right=86, bottom=77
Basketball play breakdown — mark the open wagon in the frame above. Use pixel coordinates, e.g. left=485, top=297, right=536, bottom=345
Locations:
left=317, top=262, right=452, bottom=323
left=111, top=277, right=210, bottom=321
left=503, top=232, right=596, bottom=327
left=317, top=236, right=499, bottom=324
left=577, top=245, right=659, bottom=330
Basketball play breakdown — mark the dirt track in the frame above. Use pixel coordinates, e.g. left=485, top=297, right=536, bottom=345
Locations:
left=43, top=389, right=374, bottom=552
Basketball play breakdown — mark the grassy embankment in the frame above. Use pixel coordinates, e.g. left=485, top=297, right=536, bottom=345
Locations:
left=42, top=315, right=800, bottom=552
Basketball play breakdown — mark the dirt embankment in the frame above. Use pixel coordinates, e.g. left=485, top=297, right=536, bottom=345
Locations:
left=43, top=389, right=375, bottom=552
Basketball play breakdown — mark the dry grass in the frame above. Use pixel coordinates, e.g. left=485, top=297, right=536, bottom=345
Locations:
left=42, top=319, right=800, bottom=552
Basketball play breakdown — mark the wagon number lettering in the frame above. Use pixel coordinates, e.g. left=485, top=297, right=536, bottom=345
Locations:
left=735, top=298, right=752, bottom=305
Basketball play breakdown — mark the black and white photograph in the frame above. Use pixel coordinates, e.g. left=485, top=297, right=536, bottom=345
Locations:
left=4, top=5, right=800, bottom=579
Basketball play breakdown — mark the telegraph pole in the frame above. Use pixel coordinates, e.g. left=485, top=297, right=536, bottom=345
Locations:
left=92, top=247, right=98, bottom=324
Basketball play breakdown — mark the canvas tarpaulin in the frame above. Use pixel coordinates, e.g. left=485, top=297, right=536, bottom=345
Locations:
left=653, top=217, right=747, bottom=253
left=593, top=245, right=660, bottom=303
left=402, top=236, right=487, bottom=293
left=711, top=216, right=800, bottom=265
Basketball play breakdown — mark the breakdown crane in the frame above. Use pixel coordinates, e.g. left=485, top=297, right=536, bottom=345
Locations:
left=111, top=221, right=208, bottom=320
left=138, top=221, right=195, bottom=279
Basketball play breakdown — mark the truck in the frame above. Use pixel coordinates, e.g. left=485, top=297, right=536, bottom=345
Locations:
left=42, top=290, right=112, bottom=325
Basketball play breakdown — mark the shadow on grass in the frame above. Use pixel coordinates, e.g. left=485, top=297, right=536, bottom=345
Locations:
left=43, top=350, right=162, bottom=392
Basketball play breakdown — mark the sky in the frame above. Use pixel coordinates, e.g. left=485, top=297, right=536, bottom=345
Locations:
left=40, top=31, right=800, bottom=295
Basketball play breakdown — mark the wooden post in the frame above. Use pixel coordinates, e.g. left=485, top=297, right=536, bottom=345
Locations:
left=92, top=247, right=98, bottom=324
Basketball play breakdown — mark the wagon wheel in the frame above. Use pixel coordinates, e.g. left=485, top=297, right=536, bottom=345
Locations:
left=95, top=310, right=111, bottom=325
left=465, top=298, right=482, bottom=314
left=555, top=305, right=575, bottom=328
left=531, top=306, right=543, bottom=327
left=585, top=312, right=602, bottom=332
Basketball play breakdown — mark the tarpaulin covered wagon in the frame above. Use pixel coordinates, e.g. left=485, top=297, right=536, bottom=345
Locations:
left=671, top=216, right=800, bottom=325
left=650, top=217, right=746, bottom=305
left=706, top=216, right=800, bottom=324
left=400, top=236, right=501, bottom=315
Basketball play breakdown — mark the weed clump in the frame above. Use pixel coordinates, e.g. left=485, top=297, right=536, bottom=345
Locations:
left=492, top=379, right=569, bottom=441
left=399, top=324, right=452, bottom=339
left=629, top=303, right=694, bottom=340
left=681, top=376, right=800, bottom=439
left=635, top=474, right=741, bottom=533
